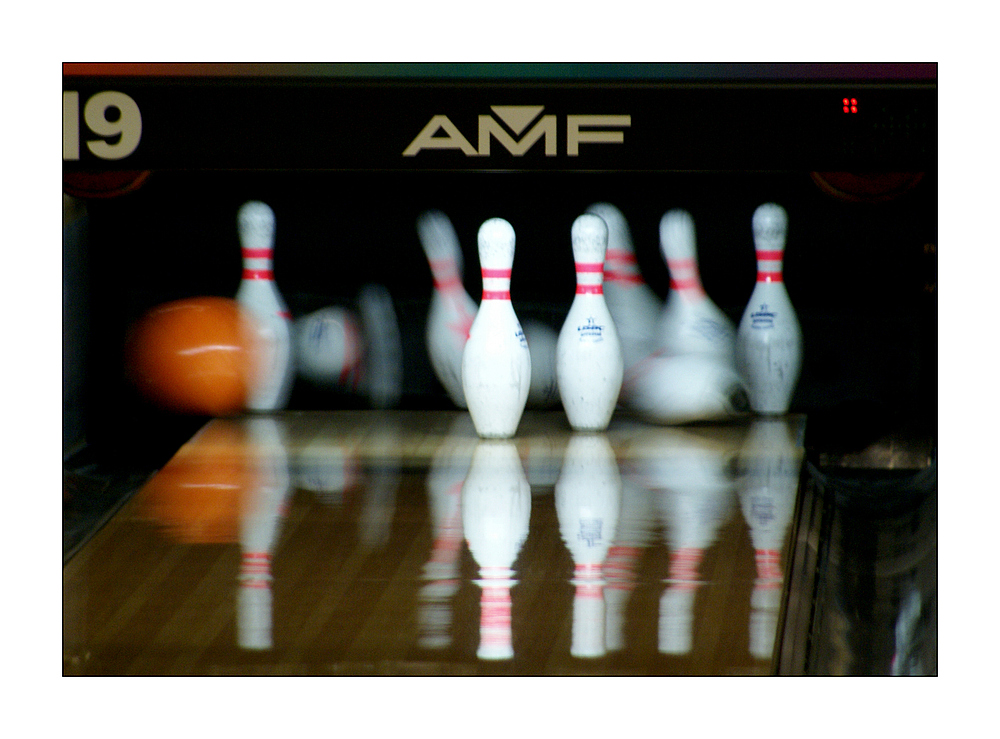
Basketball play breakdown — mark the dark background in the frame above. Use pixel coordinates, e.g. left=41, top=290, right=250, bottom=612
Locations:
left=62, top=69, right=937, bottom=471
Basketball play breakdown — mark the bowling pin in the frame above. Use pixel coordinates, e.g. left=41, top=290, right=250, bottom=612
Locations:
left=417, top=210, right=478, bottom=408
left=236, top=201, right=295, bottom=411
left=657, top=209, right=737, bottom=364
left=462, top=440, right=532, bottom=660
left=585, top=203, right=662, bottom=376
left=293, top=307, right=363, bottom=390
left=461, top=218, right=531, bottom=439
left=625, top=353, right=749, bottom=425
left=237, top=416, right=292, bottom=650
left=556, top=214, right=624, bottom=432
left=522, top=319, right=560, bottom=409
left=357, top=283, right=403, bottom=410
left=736, top=203, right=803, bottom=414
left=738, top=416, right=803, bottom=659
left=555, top=433, right=622, bottom=658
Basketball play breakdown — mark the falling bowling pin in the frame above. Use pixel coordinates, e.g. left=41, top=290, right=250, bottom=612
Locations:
left=736, top=203, right=802, bottom=414
left=585, top=203, right=661, bottom=375
left=417, top=210, right=478, bottom=408
left=236, top=201, right=295, bottom=411
left=461, top=218, right=531, bottom=439
left=556, top=214, right=624, bottom=432
left=293, top=306, right=363, bottom=390
left=658, top=209, right=736, bottom=364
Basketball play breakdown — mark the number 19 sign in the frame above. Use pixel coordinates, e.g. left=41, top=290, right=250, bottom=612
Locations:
left=63, top=91, right=142, bottom=161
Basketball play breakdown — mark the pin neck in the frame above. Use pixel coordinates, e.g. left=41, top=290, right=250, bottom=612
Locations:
left=242, top=246, right=275, bottom=280
left=429, top=257, right=463, bottom=293
left=481, top=267, right=512, bottom=300
left=755, top=249, right=785, bottom=282
left=575, top=261, right=605, bottom=295
left=667, top=257, right=705, bottom=298
left=604, top=249, right=645, bottom=285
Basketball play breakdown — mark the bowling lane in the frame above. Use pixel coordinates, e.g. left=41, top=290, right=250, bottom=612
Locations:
left=63, top=410, right=806, bottom=676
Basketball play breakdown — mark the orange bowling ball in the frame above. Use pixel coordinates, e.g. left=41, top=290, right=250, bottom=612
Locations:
left=126, top=297, right=261, bottom=416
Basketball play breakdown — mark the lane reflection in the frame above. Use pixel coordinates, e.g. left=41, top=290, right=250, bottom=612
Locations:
left=555, top=433, right=622, bottom=658
left=124, top=412, right=806, bottom=672
left=636, top=427, right=737, bottom=655
left=737, top=417, right=804, bottom=659
left=419, top=414, right=476, bottom=649
left=237, top=416, right=293, bottom=651
left=462, top=439, right=531, bottom=660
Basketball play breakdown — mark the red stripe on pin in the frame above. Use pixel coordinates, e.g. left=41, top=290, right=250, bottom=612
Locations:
left=279, top=311, right=292, bottom=319
left=242, top=269, right=273, bottom=280
left=604, top=270, right=644, bottom=284
left=434, top=276, right=462, bottom=291
left=482, top=290, right=511, bottom=300
left=576, top=285, right=603, bottom=295
left=668, top=257, right=697, bottom=270
left=606, top=249, right=636, bottom=264
left=756, top=250, right=784, bottom=261
left=757, top=272, right=784, bottom=282
left=481, top=268, right=512, bottom=278
left=576, top=263, right=604, bottom=273
left=670, top=277, right=703, bottom=291
left=241, top=248, right=273, bottom=259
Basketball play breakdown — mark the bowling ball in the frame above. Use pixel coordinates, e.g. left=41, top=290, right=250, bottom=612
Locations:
left=135, top=421, right=251, bottom=544
left=126, top=297, right=261, bottom=416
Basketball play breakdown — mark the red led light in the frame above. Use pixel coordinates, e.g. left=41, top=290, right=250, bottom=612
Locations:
left=842, top=97, right=859, bottom=114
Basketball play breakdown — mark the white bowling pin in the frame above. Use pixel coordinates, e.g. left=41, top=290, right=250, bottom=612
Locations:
left=236, top=201, right=295, bottom=411
left=555, top=433, right=622, bottom=658
left=417, top=210, right=478, bottom=408
left=462, top=440, right=532, bottom=660
left=738, top=417, right=803, bottom=659
left=462, top=218, right=531, bottom=439
left=237, top=416, right=292, bottom=650
left=522, top=320, right=560, bottom=409
left=585, top=203, right=662, bottom=376
left=736, top=203, right=803, bottom=414
left=293, top=307, right=363, bottom=390
left=557, top=214, right=624, bottom=432
left=657, top=209, right=737, bottom=364
left=357, top=283, right=403, bottom=409
left=625, top=353, right=749, bottom=425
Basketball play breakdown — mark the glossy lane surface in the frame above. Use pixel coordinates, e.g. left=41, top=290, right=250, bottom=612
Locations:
left=63, top=410, right=806, bottom=675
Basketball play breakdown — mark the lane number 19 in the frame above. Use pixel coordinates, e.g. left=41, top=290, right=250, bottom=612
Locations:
left=63, top=91, right=142, bottom=161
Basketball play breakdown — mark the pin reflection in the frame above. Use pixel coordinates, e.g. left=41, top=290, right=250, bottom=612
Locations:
left=418, top=414, right=477, bottom=649
left=462, top=440, right=531, bottom=660
left=738, top=417, right=803, bottom=659
left=555, top=433, right=622, bottom=658
left=357, top=418, right=402, bottom=549
left=638, top=428, right=736, bottom=655
left=237, top=416, right=292, bottom=651
left=603, top=476, right=656, bottom=652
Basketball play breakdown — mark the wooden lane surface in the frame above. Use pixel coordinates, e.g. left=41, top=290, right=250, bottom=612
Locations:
left=63, top=410, right=805, bottom=675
